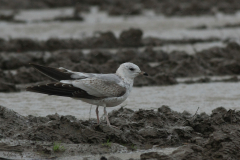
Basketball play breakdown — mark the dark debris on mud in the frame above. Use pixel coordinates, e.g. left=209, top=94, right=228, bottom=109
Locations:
left=1, top=105, right=240, bottom=159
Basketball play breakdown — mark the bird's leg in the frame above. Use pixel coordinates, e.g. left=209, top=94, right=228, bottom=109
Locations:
left=103, top=106, right=118, bottom=129
left=104, top=106, right=111, bottom=126
left=95, top=105, right=100, bottom=124
left=89, top=105, right=92, bottom=120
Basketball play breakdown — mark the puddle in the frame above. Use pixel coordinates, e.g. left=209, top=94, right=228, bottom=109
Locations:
left=1, top=7, right=240, bottom=40
left=177, top=75, right=240, bottom=82
left=156, top=41, right=225, bottom=54
left=0, top=137, right=177, bottom=160
left=58, top=147, right=177, bottom=160
left=1, top=82, right=240, bottom=119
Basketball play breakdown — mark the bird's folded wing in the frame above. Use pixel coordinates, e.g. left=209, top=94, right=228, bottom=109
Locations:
left=26, top=82, right=99, bottom=99
left=70, top=78, right=126, bottom=98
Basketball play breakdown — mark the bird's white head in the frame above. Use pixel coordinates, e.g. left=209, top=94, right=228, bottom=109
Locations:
left=116, top=62, right=148, bottom=80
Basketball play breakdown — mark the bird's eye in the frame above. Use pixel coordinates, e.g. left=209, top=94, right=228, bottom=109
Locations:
left=129, top=68, right=135, bottom=71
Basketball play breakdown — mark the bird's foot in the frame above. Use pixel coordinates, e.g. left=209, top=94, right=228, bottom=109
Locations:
left=107, top=124, right=119, bottom=129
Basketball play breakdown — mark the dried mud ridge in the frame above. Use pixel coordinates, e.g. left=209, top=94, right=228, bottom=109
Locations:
left=0, top=29, right=220, bottom=52
left=1, top=39, right=240, bottom=92
left=0, top=105, right=240, bottom=159
left=1, top=0, right=240, bottom=17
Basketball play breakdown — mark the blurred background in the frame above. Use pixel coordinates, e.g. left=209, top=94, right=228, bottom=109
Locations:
left=1, top=0, right=240, bottom=118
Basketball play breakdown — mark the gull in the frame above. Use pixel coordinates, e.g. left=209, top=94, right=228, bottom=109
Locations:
left=26, top=62, right=148, bottom=127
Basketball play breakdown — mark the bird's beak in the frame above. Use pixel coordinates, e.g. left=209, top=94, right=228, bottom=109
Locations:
left=139, top=71, right=148, bottom=76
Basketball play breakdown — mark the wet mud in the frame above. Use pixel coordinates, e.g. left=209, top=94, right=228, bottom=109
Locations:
left=0, top=105, right=240, bottom=159
left=0, top=29, right=143, bottom=51
left=1, top=40, right=240, bottom=92
left=0, top=1, right=240, bottom=160
left=1, top=0, right=240, bottom=17
left=0, top=32, right=221, bottom=52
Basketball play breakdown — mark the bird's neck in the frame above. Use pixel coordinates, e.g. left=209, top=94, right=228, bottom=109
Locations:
left=116, top=68, right=134, bottom=85
left=116, top=73, right=132, bottom=84
left=123, top=77, right=134, bottom=85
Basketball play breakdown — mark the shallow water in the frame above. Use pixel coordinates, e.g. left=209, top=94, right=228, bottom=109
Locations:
left=58, top=147, right=177, bottom=160
left=0, top=137, right=177, bottom=160
left=0, top=7, right=237, bottom=55
left=1, top=7, right=240, bottom=41
left=1, top=82, right=240, bottom=120
left=78, top=41, right=225, bottom=55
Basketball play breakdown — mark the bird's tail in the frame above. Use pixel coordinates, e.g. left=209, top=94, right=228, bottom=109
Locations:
left=29, top=63, right=74, bottom=81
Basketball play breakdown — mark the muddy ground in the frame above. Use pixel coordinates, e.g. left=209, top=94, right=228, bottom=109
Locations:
left=1, top=1, right=240, bottom=159
left=0, top=29, right=221, bottom=52
left=1, top=0, right=240, bottom=17
left=0, top=33, right=240, bottom=92
left=0, top=105, right=240, bottom=159
left=2, top=0, right=240, bottom=25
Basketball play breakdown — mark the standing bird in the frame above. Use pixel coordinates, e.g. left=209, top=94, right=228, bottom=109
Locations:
left=26, top=62, right=148, bottom=127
